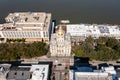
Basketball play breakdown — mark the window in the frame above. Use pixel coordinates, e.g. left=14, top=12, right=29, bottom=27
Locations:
left=43, top=32, right=45, bottom=37
left=36, top=68, right=39, bottom=71
left=22, top=72, right=24, bottom=76
left=14, top=72, right=17, bottom=75
left=38, top=32, right=41, bottom=37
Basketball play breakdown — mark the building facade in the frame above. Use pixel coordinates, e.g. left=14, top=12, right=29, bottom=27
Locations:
left=69, top=66, right=115, bottom=80
left=50, top=25, right=71, bottom=57
left=69, top=70, right=112, bottom=80
left=0, top=12, right=52, bottom=43
left=66, top=24, right=120, bottom=44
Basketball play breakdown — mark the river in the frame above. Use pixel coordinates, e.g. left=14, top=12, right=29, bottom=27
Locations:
left=0, top=0, right=120, bottom=24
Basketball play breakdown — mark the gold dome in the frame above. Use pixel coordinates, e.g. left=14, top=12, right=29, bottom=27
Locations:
left=57, top=26, right=64, bottom=36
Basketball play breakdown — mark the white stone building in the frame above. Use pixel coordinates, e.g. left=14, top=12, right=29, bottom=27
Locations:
left=66, top=24, right=120, bottom=43
left=0, top=12, right=52, bottom=43
left=50, top=25, right=71, bottom=57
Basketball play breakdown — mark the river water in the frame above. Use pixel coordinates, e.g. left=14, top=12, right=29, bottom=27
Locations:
left=0, top=0, right=120, bottom=24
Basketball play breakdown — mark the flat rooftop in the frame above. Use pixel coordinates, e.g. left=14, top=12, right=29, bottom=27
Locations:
left=6, top=12, right=51, bottom=23
left=0, top=12, right=52, bottom=31
left=0, top=64, right=11, bottom=79
left=30, top=64, right=49, bottom=80
left=7, top=68, right=31, bottom=80
left=69, top=70, right=112, bottom=80
left=67, top=24, right=120, bottom=37
left=75, top=72, right=111, bottom=80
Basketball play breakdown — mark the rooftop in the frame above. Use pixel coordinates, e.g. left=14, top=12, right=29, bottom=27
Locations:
left=50, top=25, right=71, bottom=45
left=0, top=12, right=52, bottom=31
left=30, top=64, right=49, bottom=80
left=66, top=24, right=120, bottom=37
left=69, top=70, right=112, bottom=80
left=75, top=72, right=112, bottom=80
left=0, top=64, right=11, bottom=79
left=7, top=67, right=31, bottom=80
left=6, top=12, right=51, bottom=23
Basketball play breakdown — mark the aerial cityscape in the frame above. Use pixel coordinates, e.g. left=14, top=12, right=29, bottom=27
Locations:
left=0, top=0, right=120, bottom=80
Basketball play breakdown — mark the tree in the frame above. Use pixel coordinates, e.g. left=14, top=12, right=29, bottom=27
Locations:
left=95, top=37, right=108, bottom=44
left=0, top=41, right=48, bottom=61
left=85, top=36, right=94, bottom=45
left=72, top=45, right=85, bottom=57
left=106, top=37, right=119, bottom=48
left=83, top=42, right=94, bottom=54
left=113, top=44, right=120, bottom=52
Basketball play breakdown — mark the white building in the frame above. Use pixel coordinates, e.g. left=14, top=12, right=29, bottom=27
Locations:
left=30, top=64, right=49, bottom=80
left=50, top=25, right=71, bottom=57
left=0, top=67, right=7, bottom=80
left=69, top=66, right=118, bottom=80
left=102, top=66, right=117, bottom=80
left=0, top=64, right=11, bottom=80
left=0, top=12, right=52, bottom=43
left=69, top=70, right=112, bottom=80
left=66, top=24, right=120, bottom=43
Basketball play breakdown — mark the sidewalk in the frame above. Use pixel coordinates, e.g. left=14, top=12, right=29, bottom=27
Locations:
left=89, top=60, right=120, bottom=66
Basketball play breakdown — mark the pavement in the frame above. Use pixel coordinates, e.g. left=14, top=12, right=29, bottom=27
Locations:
left=89, top=60, right=120, bottom=66
left=22, top=56, right=120, bottom=80
left=22, top=56, right=70, bottom=80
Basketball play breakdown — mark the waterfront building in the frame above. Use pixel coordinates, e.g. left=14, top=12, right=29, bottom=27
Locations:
left=0, top=12, right=52, bottom=43
left=50, top=25, right=71, bottom=57
left=66, top=24, right=120, bottom=44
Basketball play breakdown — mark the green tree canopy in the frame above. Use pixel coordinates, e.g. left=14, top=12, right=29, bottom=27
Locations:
left=0, top=42, right=48, bottom=61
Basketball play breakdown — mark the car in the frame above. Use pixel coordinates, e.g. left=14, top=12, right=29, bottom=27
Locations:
left=116, top=61, right=120, bottom=63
